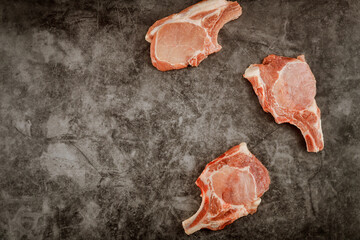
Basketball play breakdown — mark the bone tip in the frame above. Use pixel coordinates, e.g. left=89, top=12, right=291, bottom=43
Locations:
left=182, top=220, right=194, bottom=235
left=239, top=142, right=247, bottom=148
left=145, top=33, right=152, bottom=43
left=297, top=55, right=306, bottom=62
left=239, top=142, right=249, bottom=151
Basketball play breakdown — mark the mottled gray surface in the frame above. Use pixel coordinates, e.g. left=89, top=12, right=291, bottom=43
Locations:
left=0, top=0, right=359, bottom=239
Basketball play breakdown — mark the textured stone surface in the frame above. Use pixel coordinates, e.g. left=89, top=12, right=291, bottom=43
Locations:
left=0, top=0, right=359, bottom=239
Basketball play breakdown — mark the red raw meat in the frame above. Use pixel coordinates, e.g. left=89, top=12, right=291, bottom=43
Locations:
left=145, top=0, right=242, bottom=71
left=243, top=55, right=324, bottom=152
left=182, top=143, right=270, bottom=235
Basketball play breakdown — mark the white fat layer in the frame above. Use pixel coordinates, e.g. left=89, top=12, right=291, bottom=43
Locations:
left=306, top=99, right=318, bottom=113
left=244, top=65, right=266, bottom=105
left=181, top=0, right=228, bottom=17
left=238, top=142, right=251, bottom=156
left=227, top=142, right=252, bottom=158
left=243, top=64, right=260, bottom=78
left=244, top=65, right=265, bottom=91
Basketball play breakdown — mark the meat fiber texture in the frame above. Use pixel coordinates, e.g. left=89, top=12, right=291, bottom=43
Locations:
left=243, top=55, right=324, bottom=152
left=182, top=143, right=270, bottom=235
left=145, top=0, right=242, bottom=71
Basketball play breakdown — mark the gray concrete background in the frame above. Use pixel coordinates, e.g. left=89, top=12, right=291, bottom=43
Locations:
left=0, top=0, right=359, bottom=239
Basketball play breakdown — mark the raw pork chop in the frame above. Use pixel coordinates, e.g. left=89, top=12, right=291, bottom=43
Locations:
left=182, top=143, right=270, bottom=235
left=243, top=55, right=324, bottom=152
left=145, top=0, right=242, bottom=71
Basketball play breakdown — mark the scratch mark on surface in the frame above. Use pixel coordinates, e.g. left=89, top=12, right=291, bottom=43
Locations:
left=124, top=5, right=135, bottom=27
left=171, top=87, right=201, bottom=118
left=96, top=0, right=100, bottom=29
left=308, top=151, right=324, bottom=216
left=70, top=142, right=101, bottom=176
left=281, top=18, right=289, bottom=43
left=13, top=126, right=27, bottom=137
left=115, top=3, right=122, bottom=30
left=251, top=126, right=282, bottom=149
